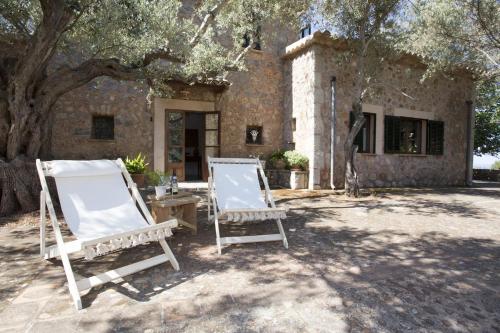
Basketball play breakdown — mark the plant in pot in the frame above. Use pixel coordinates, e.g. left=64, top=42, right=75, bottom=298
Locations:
left=147, top=170, right=171, bottom=199
left=269, top=149, right=287, bottom=170
left=124, top=153, right=148, bottom=188
left=283, top=150, right=308, bottom=171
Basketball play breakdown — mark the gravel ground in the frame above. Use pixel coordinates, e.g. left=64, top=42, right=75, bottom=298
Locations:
left=0, top=182, right=499, bottom=332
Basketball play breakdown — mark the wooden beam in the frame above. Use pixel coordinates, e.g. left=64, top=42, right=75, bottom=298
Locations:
left=219, top=234, right=283, bottom=245
left=76, top=254, right=169, bottom=291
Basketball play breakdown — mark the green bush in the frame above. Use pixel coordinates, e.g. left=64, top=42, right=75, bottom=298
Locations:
left=283, top=150, right=308, bottom=171
left=269, top=149, right=286, bottom=162
left=268, top=149, right=287, bottom=169
left=491, top=160, right=500, bottom=170
left=146, top=170, right=170, bottom=186
left=124, top=153, right=148, bottom=174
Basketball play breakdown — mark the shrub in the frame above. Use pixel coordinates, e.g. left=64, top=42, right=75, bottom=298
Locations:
left=269, top=149, right=286, bottom=162
left=283, top=150, right=308, bottom=171
left=268, top=149, right=287, bottom=169
left=124, top=153, right=148, bottom=174
left=491, top=160, right=500, bottom=170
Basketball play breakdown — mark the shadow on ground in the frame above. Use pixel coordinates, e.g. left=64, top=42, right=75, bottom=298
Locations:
left=0, top=184, right=499, bottom=332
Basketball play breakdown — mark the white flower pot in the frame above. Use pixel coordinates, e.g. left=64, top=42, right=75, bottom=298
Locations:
left=290, top=170, right=308, bottom=190
left=155, top=185, right=167, bottom=199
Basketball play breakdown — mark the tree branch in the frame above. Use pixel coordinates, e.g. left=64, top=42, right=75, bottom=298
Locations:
left=363, top=79, right=416, bottom=101
left=222, top=37, right=254, bottom=77
left=38, top=58, right=144, bottom=110
left=473, top=0, right=500, bottom=49
left=13, top=0, right=75, bottom=94
left=189, top=0, right=229, bottom=48
left=142, top=48, right=185, bottom=67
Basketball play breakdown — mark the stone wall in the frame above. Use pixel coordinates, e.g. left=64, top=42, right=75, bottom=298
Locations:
left=218, top=23, right=297, bottom=159
left=284, top=33, right=475, bottom=189
left=51, top=79, right=154, bottom=164
left=50, top=23, right=297, bottom=167
left=283, top=48, right=319, bottom=188
left=473, top=169, right=500, bottom=182
left=265, top=169, right=291, bottom=188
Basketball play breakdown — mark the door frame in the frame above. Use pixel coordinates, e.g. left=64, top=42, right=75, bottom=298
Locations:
left=153, top=97, right=216, bottom=174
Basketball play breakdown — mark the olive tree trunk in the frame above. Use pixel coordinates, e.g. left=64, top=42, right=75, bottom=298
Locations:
left=344, top=37, right=368, bottom=197
left=0, top=1, right=138, bottom=215
left=344, top=101, right=365, bottom=197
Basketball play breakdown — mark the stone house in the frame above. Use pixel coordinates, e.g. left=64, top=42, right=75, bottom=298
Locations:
left=51, top=30, right=475, bottom=189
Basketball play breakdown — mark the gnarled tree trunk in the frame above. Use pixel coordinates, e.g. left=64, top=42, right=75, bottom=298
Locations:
left=0, top=0, right=75, bottom=216
left=344, top=101, right=365, bottom=197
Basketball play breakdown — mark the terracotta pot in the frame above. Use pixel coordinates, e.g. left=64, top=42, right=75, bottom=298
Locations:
left=131, top=173, right=146, bottom=188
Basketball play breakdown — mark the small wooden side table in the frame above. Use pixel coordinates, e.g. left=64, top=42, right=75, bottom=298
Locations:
left=150, top=193, right=201, bottom=234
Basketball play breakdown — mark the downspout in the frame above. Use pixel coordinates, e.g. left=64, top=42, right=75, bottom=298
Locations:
left=330, top=76, right=337, bottom=189
left=465, top=100, right=474, bottom=186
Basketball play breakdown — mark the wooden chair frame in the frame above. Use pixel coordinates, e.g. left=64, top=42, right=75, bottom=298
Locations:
left=207, top=157, right=288, bottom=254
left=36, top=158, right=179, bottom=310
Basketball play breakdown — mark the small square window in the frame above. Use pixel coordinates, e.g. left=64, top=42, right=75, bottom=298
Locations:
left=91, top=115, right=114, bottom=140
left=246, top=126, right=263, bottom=145
left=242, top=25, right=262, bottom=50
left=300, top=24, right=311, bottom=39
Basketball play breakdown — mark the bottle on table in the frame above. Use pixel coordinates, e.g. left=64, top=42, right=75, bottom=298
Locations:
left=171, top=170, right=178, bottom=195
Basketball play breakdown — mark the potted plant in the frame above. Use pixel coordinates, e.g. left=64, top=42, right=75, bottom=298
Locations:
left=124, top=153, right=148, bottom=188
left=269, top=149, right=287, bottom=170
left=147, top=170, right=171, bottom=199
left=283, top=150, right=308, bottom=171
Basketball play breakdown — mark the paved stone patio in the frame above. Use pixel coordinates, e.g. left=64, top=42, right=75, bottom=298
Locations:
left=0, top=183, right=499, bottom=332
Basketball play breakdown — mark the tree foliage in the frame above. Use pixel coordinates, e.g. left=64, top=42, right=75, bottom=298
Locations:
left=0, top=0, right=306, bottom=215
left=475, top=80, right=500, bottom=156
left=403, top=0, right=500, bottom=80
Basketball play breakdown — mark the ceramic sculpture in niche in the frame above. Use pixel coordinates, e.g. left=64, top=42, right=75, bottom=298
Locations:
left=246, top=126, right=263, bottom=145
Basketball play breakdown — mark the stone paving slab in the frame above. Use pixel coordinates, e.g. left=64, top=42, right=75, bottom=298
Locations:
left=0, top=183, right=499, bottom=332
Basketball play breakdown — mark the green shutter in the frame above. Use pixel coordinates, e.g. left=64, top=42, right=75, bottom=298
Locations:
left=427, top=121, right=444, bottom=155
left=384, top=116, right=400, bottom=153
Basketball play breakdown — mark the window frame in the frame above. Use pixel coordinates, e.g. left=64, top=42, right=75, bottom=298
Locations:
left=384, top=115, right=443, bottom=155
left=350, top=111, right=376, bottom=154
left=91, top=115, right=115, bottom=141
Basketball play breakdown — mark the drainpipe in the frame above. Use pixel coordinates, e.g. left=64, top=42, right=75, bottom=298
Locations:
left=465, top=100, right=474, bottom=186
left=330, top=77, right=337, bottom=189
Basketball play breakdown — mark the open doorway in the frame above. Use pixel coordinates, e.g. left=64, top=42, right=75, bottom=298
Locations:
left=165, top=110, right=220, bottom=181
left=185, top=113, right=204, bottom=181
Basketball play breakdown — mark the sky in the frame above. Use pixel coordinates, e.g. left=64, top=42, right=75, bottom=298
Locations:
left=474, top=154, right=499, bottom=169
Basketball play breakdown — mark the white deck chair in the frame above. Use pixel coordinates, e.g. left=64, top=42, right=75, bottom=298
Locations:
left=36, top=159, right=179, bottom=310
left=207, top=157, right=288, bottom=254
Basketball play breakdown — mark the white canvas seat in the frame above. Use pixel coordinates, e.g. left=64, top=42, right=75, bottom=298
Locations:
left=36, top=159, right=179, bottom=310
left=208, top=157, right=288, bottom=254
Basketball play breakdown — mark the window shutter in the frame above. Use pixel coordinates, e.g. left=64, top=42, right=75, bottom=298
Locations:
left=384, top=116, right=400, bottom=153
left=427, top=121, right=444, bottom=155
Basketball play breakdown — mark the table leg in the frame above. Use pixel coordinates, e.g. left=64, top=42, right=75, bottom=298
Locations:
left=183, top=203, right=198, bottom=235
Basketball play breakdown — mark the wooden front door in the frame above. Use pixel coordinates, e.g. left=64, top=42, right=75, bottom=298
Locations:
left=165, top=111, right=185, bottom=181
